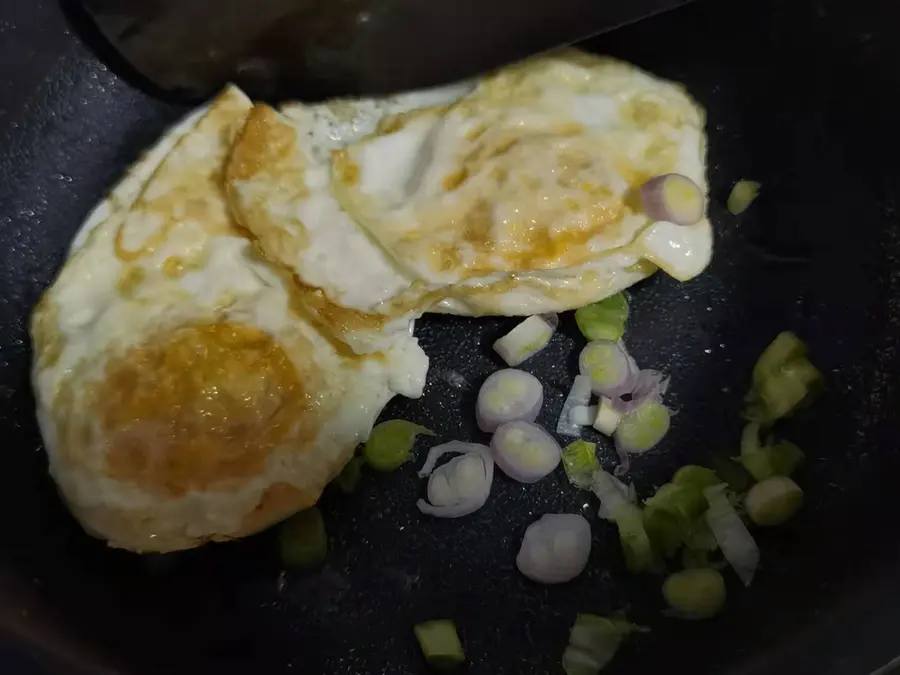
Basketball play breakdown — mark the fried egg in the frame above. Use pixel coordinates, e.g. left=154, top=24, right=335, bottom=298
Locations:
left=226, top=84, right=471, bottom=353
left=331, top=50, right=712, bottom=315
left=30, top=87, right=428, bottom=553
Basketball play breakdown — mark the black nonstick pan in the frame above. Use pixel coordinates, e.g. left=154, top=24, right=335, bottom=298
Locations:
left=3, top=1, right=900, bottom=674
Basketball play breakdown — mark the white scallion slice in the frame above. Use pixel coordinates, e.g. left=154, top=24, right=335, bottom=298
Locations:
left=417, top=442, right=494, bottom=518
left=475, top=369, right=544, bottom=433
left=592, top=397, right=622, bottom=436
left=557, top=375, right=593, bottom=437
left=704, top=484, right=759, bottom=586
left=491, top=421, right=561, bottom=483
left=570, top=405, right=598, bottom=428
left=744, top=476, right=804, bottom=526
left=516, top=513, right=591, bottom=584
left=579, top=341, right=637, bottom=398
left=591, top=470, right=637, bottom=522
left=640, top=173, right=706, bottom=226
left=614, top=399, right=671, bottom=455
left=493, top=314, right=558, bottom=366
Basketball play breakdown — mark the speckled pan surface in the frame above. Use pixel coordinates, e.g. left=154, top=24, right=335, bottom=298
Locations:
left=3, top=1, right=900, bottom=674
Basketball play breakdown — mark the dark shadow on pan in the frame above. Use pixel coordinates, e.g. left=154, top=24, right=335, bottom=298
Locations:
left=57, top=0, right=195, bottom=103
left=59, top=0, right=703, bottom=103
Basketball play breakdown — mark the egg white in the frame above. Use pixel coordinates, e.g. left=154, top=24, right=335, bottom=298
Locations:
left=331, top=50, right=712, bottom=314
left=31, top=87, right=427, bottom=553
left=226, top=84, right=473, bottom=353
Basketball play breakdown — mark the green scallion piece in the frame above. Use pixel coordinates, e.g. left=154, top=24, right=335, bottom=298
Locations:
left=575, top=293, right=630, bottom=342
left=662, top=568, right=726, bottom=619
left=727, top=180, right=761, bottom=215
left=744, top=332, right=823, bottom=423
left=563, top=440, right=600, bottom=489
left=414, top=620, right=465, bottom=668
left=279, top=508, right=327, bottom=570
left=335, top=456, right=365, bottom=494
left=363, top=420, right=434, bottom=472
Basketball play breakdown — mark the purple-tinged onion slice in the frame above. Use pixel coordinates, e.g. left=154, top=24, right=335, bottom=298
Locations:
left=491, top=421, right=562, bottom=484
left=614, top=399, right=672, bottom=456
left=516, top=514, right=591, bottom=584
left=611, top=370, right=670, bottom=414
left=578, top=341, right=638, bottom=397
left=640, top=174, right=705, bottom=226
left=476, top=369, right=543, bottom=433
left=417, top=442, right=494, bottom=518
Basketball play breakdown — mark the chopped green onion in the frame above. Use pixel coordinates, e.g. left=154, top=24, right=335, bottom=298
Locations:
left=767, top=441, right=805, bottom=476
left=493, top=314, right=558, bottom=366
left=648, top=483, right=708, bottom=519
left=681, top=548, right=709, bottom=569
left=575, top=293, right=630, bottom=342
left=744, top=476, right=804, bottom=526
left=740, top=421, right=764, bottom=456
left=563, top=614, right=645, bottom=675
left=641, top=174, right=706, bottom=226
left=672, top=465, right=721, bottom=490
left=751, top=332, right=807, bottom=387
left=708, top=455, right=754, bottom=493
left=643, top=483, right=707, bottom=557
left=579, top=341, right=635, bottom=397
left=614, top=503, right=657, bottom=574
left=643, top=506, right=687, bottom=559
left=744, top=332, right=823, bottom=423
left=563, top=440, right=600, bottom=489
left=662, top=568, right=727, bottom=619
left=615, top=399, right=671, bottom=455
left=363, top=420, right=434, bottom=472
left=592, top=397, right=622, bottom=436
left=681, top=548, right=729, bottom=570
left=592, top=470, right=637, bottom=522
left=746, top=360, right=822, bottom=422
left=279, top=508, right=327, bottom=569
left=727, top=179, right=761, bottom=215
left=704, top=485, right=759, bottom=586
left=738, top=422, right=805, bottom=481
left=684, top=517, right=719, bottom=552
left=335, top=456, right=365, bottom=493
left=414, top=620, right=465, bottom=668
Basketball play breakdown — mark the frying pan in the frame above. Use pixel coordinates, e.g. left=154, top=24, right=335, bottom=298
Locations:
left=2, top=0, right=900, bottom=674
